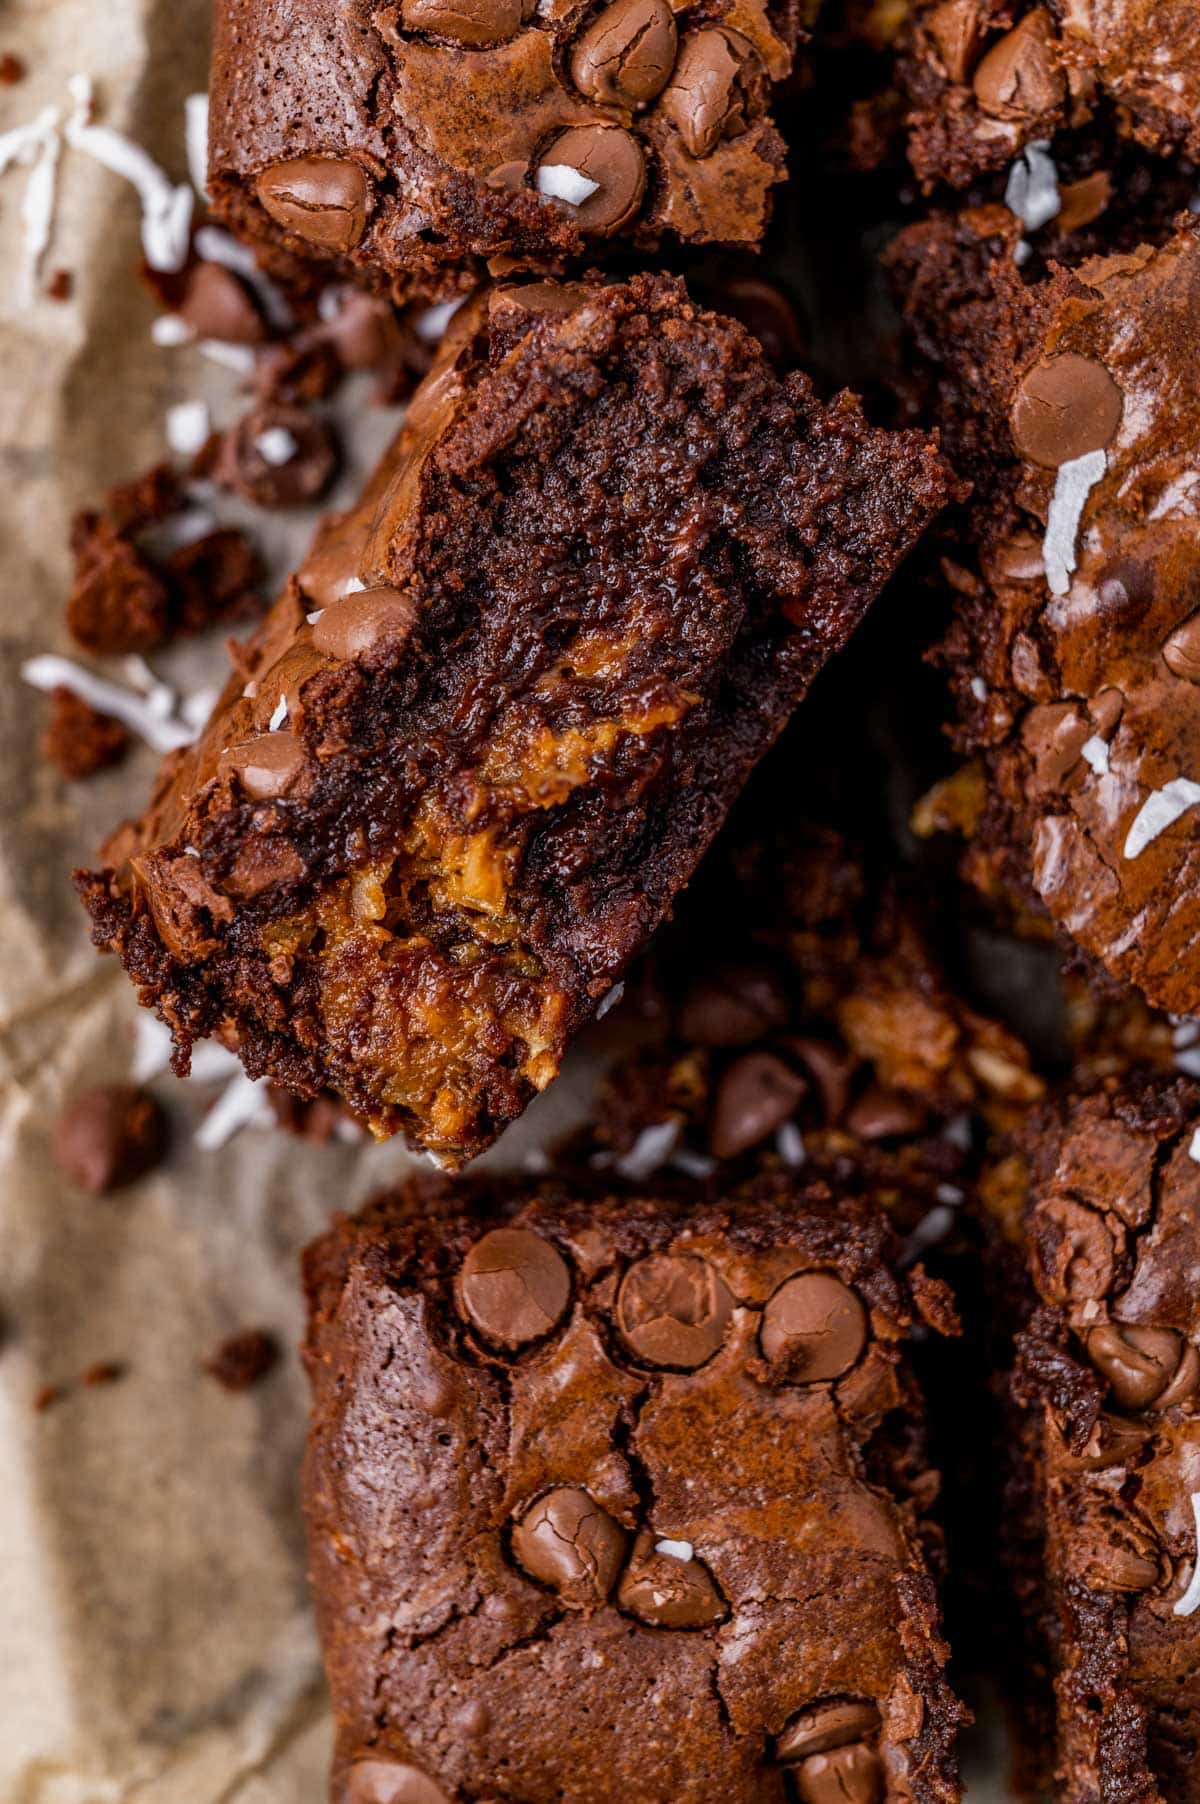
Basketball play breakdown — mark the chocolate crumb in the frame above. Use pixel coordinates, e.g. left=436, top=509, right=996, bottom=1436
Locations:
left=81, top=1361, right=126, bottom=1388
left=41, top=686, right=130, bottom=780
left=205, top=1329, right=280, bottom=1391
left=0, top=52, right=26, bottom=84
left=34, top=1384, right=67, bottom=1413
left=46, top=269, right=73, bottom=302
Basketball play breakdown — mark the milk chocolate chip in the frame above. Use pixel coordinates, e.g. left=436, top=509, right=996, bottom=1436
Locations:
left=1010, top=353, right=1123, bottom=469
left=53, top=1085, right=167, bottom=1194
left=511, top=1487, right=627, bottom=1606
left=760, top=1272, right=867, bottom=1380
left=1087, top=1323, right=1200, bottom=1412
left=571, top=0, right=677, bottom=108
left=256, top=157, right=370, bottom=253
left=341, top=1759, right=450, bottom=1804
left=777, top=1699, right=882, bottom=1762
left=616, top=1251, right=734, bottom=1367
left=312, top=587, right=419, bottom=663
left=678, top=964, right=788, bottom=1046
left=1031, top=1195, right=1118, bottom=1304
left=401, top=0, right=529, bottom=42
left=660, top=28, right=756, bottom=158
left=925, top=0, right=982, bottom=82
left=456, top=1226, right=571, bottom=1349
left=215, top=403, right=339, bottom=510
left=1164, top=612, right=1200, bottom=682
left=709, top=1051, right=807, bottom=1159
left=791, top=1745, right=883, bottom=1804
left=616, top=1529, right=726, bottom=1627
left=218, top=730, right=306, bottom=800
left=536, top=126, right=646, bottom=234
left=178, top=261, right=266, bottom=344
left=972, top=9, right=1065, bottom=119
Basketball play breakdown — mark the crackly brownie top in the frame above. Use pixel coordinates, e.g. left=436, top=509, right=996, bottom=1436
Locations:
left=1016, top=1081, right=1200, bottom=1800
left=893, top=213, right=1200, bottom=1015
left=303, top=1177, right=963, bottom=1804
left=209, top=0, right=805, bottom=294
left=899, top=0, right=1200, bottom=189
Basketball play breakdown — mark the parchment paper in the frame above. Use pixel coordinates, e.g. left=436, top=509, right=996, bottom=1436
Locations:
left=0, top=7, right=1011, bottom=1799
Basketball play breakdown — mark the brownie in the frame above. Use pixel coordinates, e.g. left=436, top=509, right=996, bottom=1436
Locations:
left=885, top=208, right=1200, bottom=1017
left=999, top=1080, right=1200, bottom=1801
left=209, top=0, right=805, bottom=302
left=302, top=1174, right=965, bottom=1803
left=76, top=273, right=952, bottom=1164
left=897, top=0, right=1200, bottom=190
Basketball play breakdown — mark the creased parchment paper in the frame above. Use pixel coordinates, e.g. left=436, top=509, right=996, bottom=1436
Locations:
left=0, top=6, right=614, bottom=1797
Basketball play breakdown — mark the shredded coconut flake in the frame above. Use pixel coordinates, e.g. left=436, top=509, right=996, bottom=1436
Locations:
left=1174, top=1493, right=1200, bottom=1617
left=1123, top=777, right=1200, bottom=859
left=256, top=426, right=298, bottom=467
left=152, top=313, right=194, bottom=347
left=184, top=92, right=209, bottom=200
left=166, top=399, right=211, bottom=457
left=132, top=1014, right=175, bottom=1083
left=21, top=654, right=198, bottom=753
left=776, top=1121, right=806, bottom=1168
left=615, top=1118, right=681, bottom=1182
left=0, top=105, right=62, bottom=299
left=596, top=982, right=624, bottom=1020
left=1044, top=449, right=1106, bottom=597
left=1177, top=1047, right=1200, bottom=1079
left=306, top=609, right=325, bottom=626
left=970, top=676, right=988, bottom=701
left=268, top=696, right=289, bottom=731
left=65, top=73, right=193, bottom=273
left=138, top=506, right=217, bottom=557
left=414, top=297, right=466, bottom=342
left=198, top=339, right=257, bottom=375
left=1189, top=1128, right=1200, bottom=1165
left=181, top=687, right=218, bottom=732
left=655, top=1539, right=694, bottom=1562
left=194, top=222, right=293, bottom=329
left=1080, top=734, right=1110, bottom=775
left=535, top=163, right=600, bottom=206
left=1004, top=139, right=1061, bottom=232
left=900, top=1205, right=956, bottom=1265
left=194, top=1072, right=274, bottom=1151
left=670, top=1147, right=717, bottom=1180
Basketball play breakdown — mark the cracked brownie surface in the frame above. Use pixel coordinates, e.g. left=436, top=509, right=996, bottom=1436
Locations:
left=302, top=1175, right=965, bottom=1803
left=209, top=0, right=806, bottom=301
left=76, top=274, right=951, bottom=1162
left=1002, top=1080, right=1200, bottom=1802
left=886, top=208, right=1200, bottom=1016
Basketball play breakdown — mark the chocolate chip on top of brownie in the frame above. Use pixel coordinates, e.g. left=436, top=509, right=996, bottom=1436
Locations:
left=302, top=1176, right=965, bottom=1804
left=1006, top=1080, right=1200, bottom=1803
left=208, top=0, right=807, bottom=301
left=76, top=274, right=952, bottom=1164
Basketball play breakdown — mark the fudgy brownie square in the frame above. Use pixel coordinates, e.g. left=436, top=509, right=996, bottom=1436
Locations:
left=1003, top=1080, right=1200, bottom=1801
left=302, top=1175, right=965, bottom=1803
left=77, top=274, right=952, bottom=1163
left=209, top=0, right=805, bottom=301
left=885, top=209, right=1200, bottom=1018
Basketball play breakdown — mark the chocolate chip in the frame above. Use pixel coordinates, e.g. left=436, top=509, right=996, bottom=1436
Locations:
left=709, top=1051, right=807, bottom=1159
left=1075, top=1515, right=1161, bottom=1592
left=1163, top=611, right=1200, bottom=682
left=616, top=1252, right=734, bottom=1368
left=791, top=1745, right=884, bottom=1804
left=456, top=1226, right=571, bottom=1349
left=660, top=27, right=756, bottom=158
left=845, top=1087, right=927, bottom=1141
left=214, top=403, right=339, bottom=509
left=312, top=587, right=418, bottom=663
left=401, top=0, right=529, bottom=41
left=777, top=1699, right=881, bottom=1762
left=511, top=1487, right=627, bottom=1606
left=205, top=1328, right=280, bottom=1391
left=788, top=1038, right=855, bottom=1121
left=616, top=1529, right=726, bottom=1627
left=218, top=730, right=307, bottom=800
left=971, top=9, right=1065, bottom=119
left=571, top=0, right=677, bottom=108
left=178, top=261, right=266, bottom=345
left=1055, top=169, right=1111, bottom=233
left=925, top=0, right=982, bottom=82
left=760, top=1272, right=867, bottom=1381
left=536, top=126, right=645, bottom=234
left=53, top=1085, right=167, bottom=1195
left=716, top=278, right=804, bottom=371
left=1086, top=1323, right=1198, bottom=1412
left=1010, top=352, right=1123, bottom=468
left=678, top=964, right=789, bottom=1047
left=256, top=157, right=370, bottom=253
left=1031, top=1195, right=1118, bottom=1304
left=340, top=1759, right=450, bottom=1804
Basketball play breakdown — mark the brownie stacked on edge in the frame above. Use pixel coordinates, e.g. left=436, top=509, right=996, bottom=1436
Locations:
left=303, top=1178, right=965, bottom=1804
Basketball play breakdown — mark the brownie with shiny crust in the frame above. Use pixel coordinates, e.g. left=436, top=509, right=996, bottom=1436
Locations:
left=76, top=274, right=952, bottom=1164
left=897, top=0, right=1200, bottom=191
left=885, top=209, right=1200, bottom=1018
left=302, top=1174, right=965, bottom=1804
left=1001, top=1079, right=1200, bottom=1802
left=208, top=0, right=806, bottom=302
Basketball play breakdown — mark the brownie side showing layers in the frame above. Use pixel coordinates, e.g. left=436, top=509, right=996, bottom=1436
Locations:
left=76, top=275, right=953, bottom=1163
left=897, top=0, right=1200, bottom=190
left=1007, top=1080, right=1200, bottom=1803
left=208, top=0, right=804, bottom=302
left=885, top=211, right=1200, bottom=1018
left=302, top=1175, right=965, bottom=1804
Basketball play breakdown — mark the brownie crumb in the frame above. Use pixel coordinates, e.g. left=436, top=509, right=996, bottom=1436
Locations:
left=41, top=685, right=130, bottom=780
left=0, top=52, right=25, bottom=84
left=205, top=1328, right=280, bottom=1391
left=46, top=269, right=73, bottom=302
left=34, top=1384, right=67, bottom=1413
left=80, top=1360, right=126, bottom=1388
left=53, top=1085, right=168, bottom=1195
